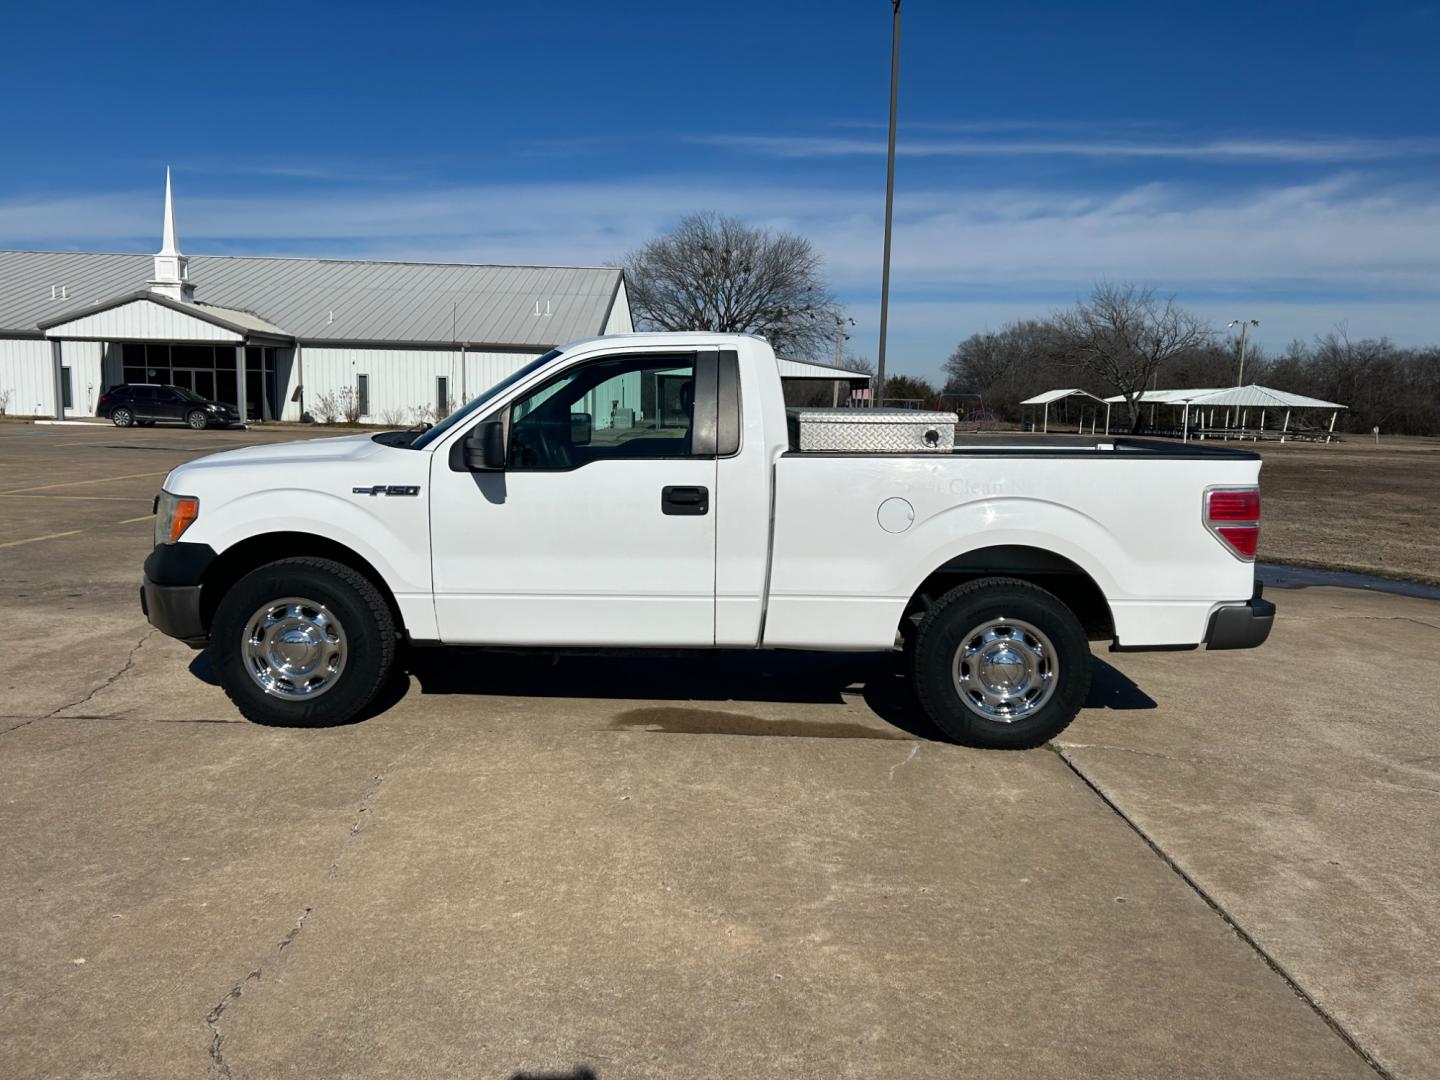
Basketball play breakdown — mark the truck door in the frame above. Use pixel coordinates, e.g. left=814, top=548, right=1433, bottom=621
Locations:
left=429, top=349, right=720, bottom=646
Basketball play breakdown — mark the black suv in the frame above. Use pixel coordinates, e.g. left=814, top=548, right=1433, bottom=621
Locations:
left=97, top=385, right=242, bottom=430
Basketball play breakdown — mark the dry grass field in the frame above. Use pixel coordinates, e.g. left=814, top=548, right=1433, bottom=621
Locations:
left=1251, top=434, right=1440, bottom=584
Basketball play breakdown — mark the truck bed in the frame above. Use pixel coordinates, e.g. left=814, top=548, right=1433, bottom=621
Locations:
left=762, top=440, right=1262, bottom=651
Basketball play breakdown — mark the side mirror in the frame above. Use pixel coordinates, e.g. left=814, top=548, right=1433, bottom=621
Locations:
left=463, top=420, right=506, bottom=470
left=570, top=411, right=593, bottom=446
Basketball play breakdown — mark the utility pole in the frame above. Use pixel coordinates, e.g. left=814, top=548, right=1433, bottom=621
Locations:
left=1228, top=319, right=1259, bottom=385
left=875, top=0, right=901, bottom=408
left=832, top=315, right=855, bottom=407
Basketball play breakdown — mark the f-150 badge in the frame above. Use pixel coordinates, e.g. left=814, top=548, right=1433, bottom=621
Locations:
left=352, top=484, right=421, bottom=496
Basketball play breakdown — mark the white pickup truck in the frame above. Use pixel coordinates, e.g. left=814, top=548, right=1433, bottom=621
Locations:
left=141, top=332, right=1273, bottom=748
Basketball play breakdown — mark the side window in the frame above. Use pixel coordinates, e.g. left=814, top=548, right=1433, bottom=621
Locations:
left=132, top=386, right=157, bottom=403
left=507, top=355, right=698, bottom=470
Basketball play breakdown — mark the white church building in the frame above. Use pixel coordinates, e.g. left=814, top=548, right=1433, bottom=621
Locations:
left=0, top=172, right=633, bottom=423
left=0, top=174, right=868, bottom=423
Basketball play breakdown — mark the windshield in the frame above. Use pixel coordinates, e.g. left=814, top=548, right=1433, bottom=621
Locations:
left=170, top=386, right=206, bottom=402
left=409, top=349, right=564, bottom=450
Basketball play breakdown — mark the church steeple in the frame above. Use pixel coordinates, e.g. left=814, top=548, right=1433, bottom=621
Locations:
left=149, top=168, right=195, bottom=302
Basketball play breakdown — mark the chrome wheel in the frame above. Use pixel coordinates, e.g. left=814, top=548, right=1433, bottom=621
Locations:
left=112, top=407, right=133, bottom=427
left=187, top=410, right=208, bottom=430
left=951, top=617, right=1058, bottom=722
left=241, top=596, right=348, bottom=699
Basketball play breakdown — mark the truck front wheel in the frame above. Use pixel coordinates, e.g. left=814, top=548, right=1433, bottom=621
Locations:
left=211, top=557, right=396, bottom=726
left=909, top=578, right=1091, bottom=749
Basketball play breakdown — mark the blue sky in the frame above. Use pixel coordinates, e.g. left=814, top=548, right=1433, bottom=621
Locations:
left=2, top=0, right=1437, bottom=376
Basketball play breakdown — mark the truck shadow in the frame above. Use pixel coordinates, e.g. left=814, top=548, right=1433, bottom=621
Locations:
left=1086, top=658, right=1158, bottom=711
left=191, top=649, right=1154, bottom=733
left=396, top=649, right=1154, bottom=739
left=188, top=647, right=1153, bottom=733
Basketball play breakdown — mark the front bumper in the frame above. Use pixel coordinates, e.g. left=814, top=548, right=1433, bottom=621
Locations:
left=140, top=578, right=208, bottom=647
left=140, top=541, right=217, bottom=647
left=1204, top=583, right=1276, bottom=650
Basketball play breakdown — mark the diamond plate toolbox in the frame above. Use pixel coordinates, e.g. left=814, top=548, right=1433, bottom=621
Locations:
left=786, top=408, right=957, bottom=452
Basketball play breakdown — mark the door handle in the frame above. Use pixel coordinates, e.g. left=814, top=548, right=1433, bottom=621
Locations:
left=661, top=485, right=709, bottom=516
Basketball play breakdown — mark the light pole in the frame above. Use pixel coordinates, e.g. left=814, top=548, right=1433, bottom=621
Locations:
left=1228, top=319, right=1259, bottom=386
left=876, top=0, right=901, bottom=408
left=832, top=316, right=856, bottom=406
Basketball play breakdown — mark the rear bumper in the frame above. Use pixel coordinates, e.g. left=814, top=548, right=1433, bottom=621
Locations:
left=140, top=579, right=208, bottom=647
left=1204, top=584, right=1275, bottom=650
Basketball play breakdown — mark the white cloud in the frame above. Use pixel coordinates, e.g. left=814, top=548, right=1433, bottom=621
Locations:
left=691, top=133, right=1440, bottom=163
left=2, top=172, right=1436, bottom=370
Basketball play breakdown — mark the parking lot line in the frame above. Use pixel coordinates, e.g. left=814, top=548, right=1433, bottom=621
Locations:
left=0, top=470, right=170, bottom=495
left=0, top=493, right=151, bottom=502
left=0, top=514, right=153, bottom=550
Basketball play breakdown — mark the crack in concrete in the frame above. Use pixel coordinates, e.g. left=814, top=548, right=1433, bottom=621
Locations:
left=888, top=743, right=921, bottom=782
left=1283, top=614, right=1440, bottom=633
left=206, top=971, right=260, bottom=1080
left=1, top=629, right=159, bottom=739
left=1352, top=615, right=1440, bottom=633
left=1050, top=743, right=1394, bottom=1080
left=202, top=771, right=388, bottom=1079
left=277, top=906, right=314, bottom=953
left=2, top=713, right=244, bottom=727
left=45, top=628, right=157, bottom=720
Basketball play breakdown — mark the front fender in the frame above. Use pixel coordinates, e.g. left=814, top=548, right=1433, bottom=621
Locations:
left=185, top=487, right=432, bottom=598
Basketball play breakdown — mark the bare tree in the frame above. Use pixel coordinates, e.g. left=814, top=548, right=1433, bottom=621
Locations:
left=944, top=320, right=1066, bottom=418
left=882, top=374, right=938, bottom=407
left=938, top=300, right=1440, bottom=436
left=622, top=212, right=843, bottom=360
left=1054, top=283, right=1212, bottom=425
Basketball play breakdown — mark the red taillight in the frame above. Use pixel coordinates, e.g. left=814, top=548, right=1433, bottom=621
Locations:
left=1216, top=525, right=1259, bottom=558
left=1208, top=489, right=1259, bottom=521
left=1205, top=487, right=1260, bottom=560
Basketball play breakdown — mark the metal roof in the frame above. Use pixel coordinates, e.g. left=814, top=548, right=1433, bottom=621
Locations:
left=1185, top=385, right=1348, bottom=410
left=0, top=250, right=623, bottom=348
left=1103, top=385, right=1346, bottom=409
left=777, top=356, right=872, bottom=382
left=1019, top=388, right=1108, bottom=406
left=1103, top=388, right=1225, bottom=404
left=192, top=301, right=294, bottom=339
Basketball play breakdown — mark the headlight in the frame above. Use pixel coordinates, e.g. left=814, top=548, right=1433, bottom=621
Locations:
left=155, top=491, right=200, bottom=545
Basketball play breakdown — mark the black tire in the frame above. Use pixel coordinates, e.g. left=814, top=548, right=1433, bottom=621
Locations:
left=111, top=407, right=134, bottom=427
left=210, top=557, right=396, bottom=726
left=909, top=577, right=1091, bottom=749
left=186, top=410, right=209, bottom=430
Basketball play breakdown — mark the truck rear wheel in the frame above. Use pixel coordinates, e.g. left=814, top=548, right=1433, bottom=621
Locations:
left=909, top=577, right=1091, bottom=749
left=211, top=557, right=396, bottom=726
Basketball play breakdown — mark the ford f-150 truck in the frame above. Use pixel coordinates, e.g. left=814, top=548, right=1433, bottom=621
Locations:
left=141, top=332, right=1273, bottom=748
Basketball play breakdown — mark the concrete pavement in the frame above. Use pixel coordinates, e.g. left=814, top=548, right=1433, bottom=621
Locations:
left=2, top=422, right=1434, bottom=1079
left=1057, top=586, right=1440, bottom=1080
